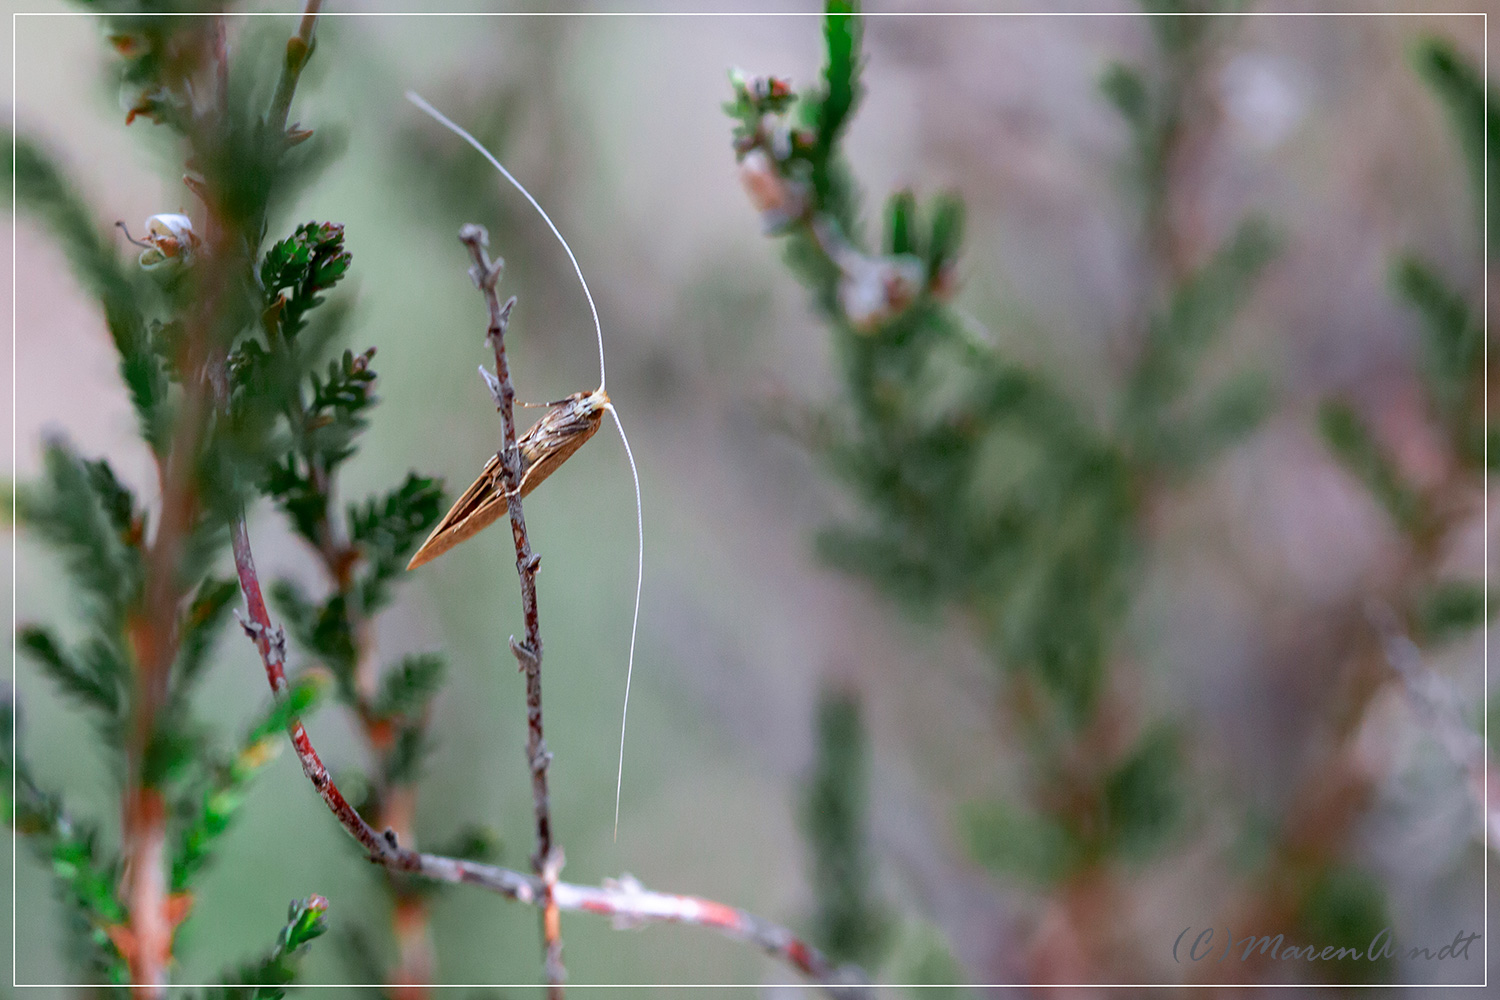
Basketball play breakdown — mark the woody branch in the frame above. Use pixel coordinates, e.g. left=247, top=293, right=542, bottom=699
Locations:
left=229, top=513, right=866, bottom=997
left=457, top=223, right=566, bottom=994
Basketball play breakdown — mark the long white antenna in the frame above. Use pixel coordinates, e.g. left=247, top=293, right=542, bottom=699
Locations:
left=408, top=90, right=645, bottom=837
left=406, top=90, right=607, bottom=390
left=605, top=404, right=643, bottom=841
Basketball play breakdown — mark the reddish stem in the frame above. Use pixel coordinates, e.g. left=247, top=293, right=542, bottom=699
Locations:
left=232, top=511, right=866, bottom=995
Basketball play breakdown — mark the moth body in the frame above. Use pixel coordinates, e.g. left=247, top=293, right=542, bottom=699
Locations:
left=405, top=388, right=609, bottom=570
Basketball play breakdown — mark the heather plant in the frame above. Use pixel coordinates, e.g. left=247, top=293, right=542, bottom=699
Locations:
left=729, top=0, right=1278, bottom=977
left=731, top=2, right=1493, bottom=986
left=10, top=5, right=894, bottom=996
left=10, top=2, right=1489, bottom=994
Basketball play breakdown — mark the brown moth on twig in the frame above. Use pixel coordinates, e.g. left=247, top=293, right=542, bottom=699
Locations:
left=406, top=389, right=609, bottom=570
left=405, top=92, right=646, bottom=840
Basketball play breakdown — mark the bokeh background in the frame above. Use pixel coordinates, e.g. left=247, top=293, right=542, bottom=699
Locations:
left=4, top=1, right=1494, bottom=993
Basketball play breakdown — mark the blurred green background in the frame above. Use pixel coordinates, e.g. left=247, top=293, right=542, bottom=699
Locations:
left=4, top=2, right=1493, bottom=993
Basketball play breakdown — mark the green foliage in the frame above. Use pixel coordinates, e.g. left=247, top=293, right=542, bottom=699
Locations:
left=1318, top=40, right=1492, bottom=743
left=171, top=577, right=242, bottom=709
left=1391, top=256, right=1484, bottom=463
left=8, top=138, right=172, bottom=454
left=17, top=442, right=145, bottom=628
left=881, top=920, right=977, bottom=1000
left=3, top=706, right=129, bottom=983
left=1367, top=40, right=1494, bottom=489
left=381, top=725, right=435, bottom=788
left=427, top=824, right=503, bottom=866
left=801, top=688, right=888, bottom=966
left=245, top=222, right=367, bottom=551
left=1294, top=865, right=1392, bottom=983
left=1100, top=63, right=1149, bottom=133
left=11, top=10, right=356, bottom=987
left=371, top=653, right=447, bottom=723
left=1099, top=724, right=1185, bottom=863
left=303, top=349, right=378, bottom=465
left=1411, top=579, right=1489, bottom=645
left=198, top=895, right=330, bottom=1000
left=734, top=0, right=1272, bottom=730
left=965, top=726, right=1185, bottom=880
left=271, top=580, right=358, bottom=691
left=261, top=221, right=354, bottom=342
left=348, top=474, right=446, bottom=615
left=1140, top=1, right=1212, bottom=57
left=173, top=675, right=326, bottom=892
left=1123, top=218, right=1279, bottom=471
left=251, top=672, right=329, bottom=743
left=726, top=1, right=868, bottom=239
left=249, top=213, right=449, bottom=889
left=1317, top=401, right=1422, bottom=530
left=17, top=626, right=124, bottom=724
left=259, top=347, right=376, bottom=549
left=100, top=13, right=219, bottom=134
left=736, top=0, right=1271, bottom=906
left=1411, top=37, right=1499, bottom=246
left=962, top=799, right=1079, bottom=886
left=815, top=2, right=862, bottom=146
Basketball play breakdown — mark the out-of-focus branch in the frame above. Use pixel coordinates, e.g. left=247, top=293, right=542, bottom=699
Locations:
left=1368, top=602, right=1498, bottom=851
left=457, top=222, right=565, bottom=995
left=267, top=0, right=323, bottom=138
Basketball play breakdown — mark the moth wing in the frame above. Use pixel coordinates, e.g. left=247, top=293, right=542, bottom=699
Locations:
left=406, top=452, right=509, bottom=570
left=515, top=404, right=605, bottom=499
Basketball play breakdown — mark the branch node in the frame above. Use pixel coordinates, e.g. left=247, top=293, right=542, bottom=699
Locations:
left=233, top=608, right=262, bottom=640
left=542, top=846, right=566, bottom=883
left=509, top=636, right=539, bottom=669
left=458, top=222, right=488, bottom=249
left=479, top=365, right=504, bottom=407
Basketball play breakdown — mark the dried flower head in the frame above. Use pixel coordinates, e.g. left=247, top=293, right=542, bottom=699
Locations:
left=117, top=213, right=200, bottom=269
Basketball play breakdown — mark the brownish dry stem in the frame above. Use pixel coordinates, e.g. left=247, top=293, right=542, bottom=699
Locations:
left=457, top=223, right=565, bottom=995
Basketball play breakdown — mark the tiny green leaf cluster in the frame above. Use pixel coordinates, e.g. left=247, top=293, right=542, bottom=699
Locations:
left=801, top=689, right=889, bottom=967
left=3, top=705, right=129, bottom=983
left=194, top=895, right=331, bottom=1000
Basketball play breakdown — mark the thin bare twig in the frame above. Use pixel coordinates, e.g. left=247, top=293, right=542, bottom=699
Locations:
left=457, top=223, right=566, bottom=994
left=231, top=511, right=865, bottom=995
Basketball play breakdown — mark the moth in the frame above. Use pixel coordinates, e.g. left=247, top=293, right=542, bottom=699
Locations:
left=406, top=388, right=609, bottom=571
left=406, top=91, right=645, bottom=840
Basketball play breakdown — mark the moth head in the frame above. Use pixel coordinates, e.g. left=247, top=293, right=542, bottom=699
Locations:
left=577, top=388, right=611, bottom=417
